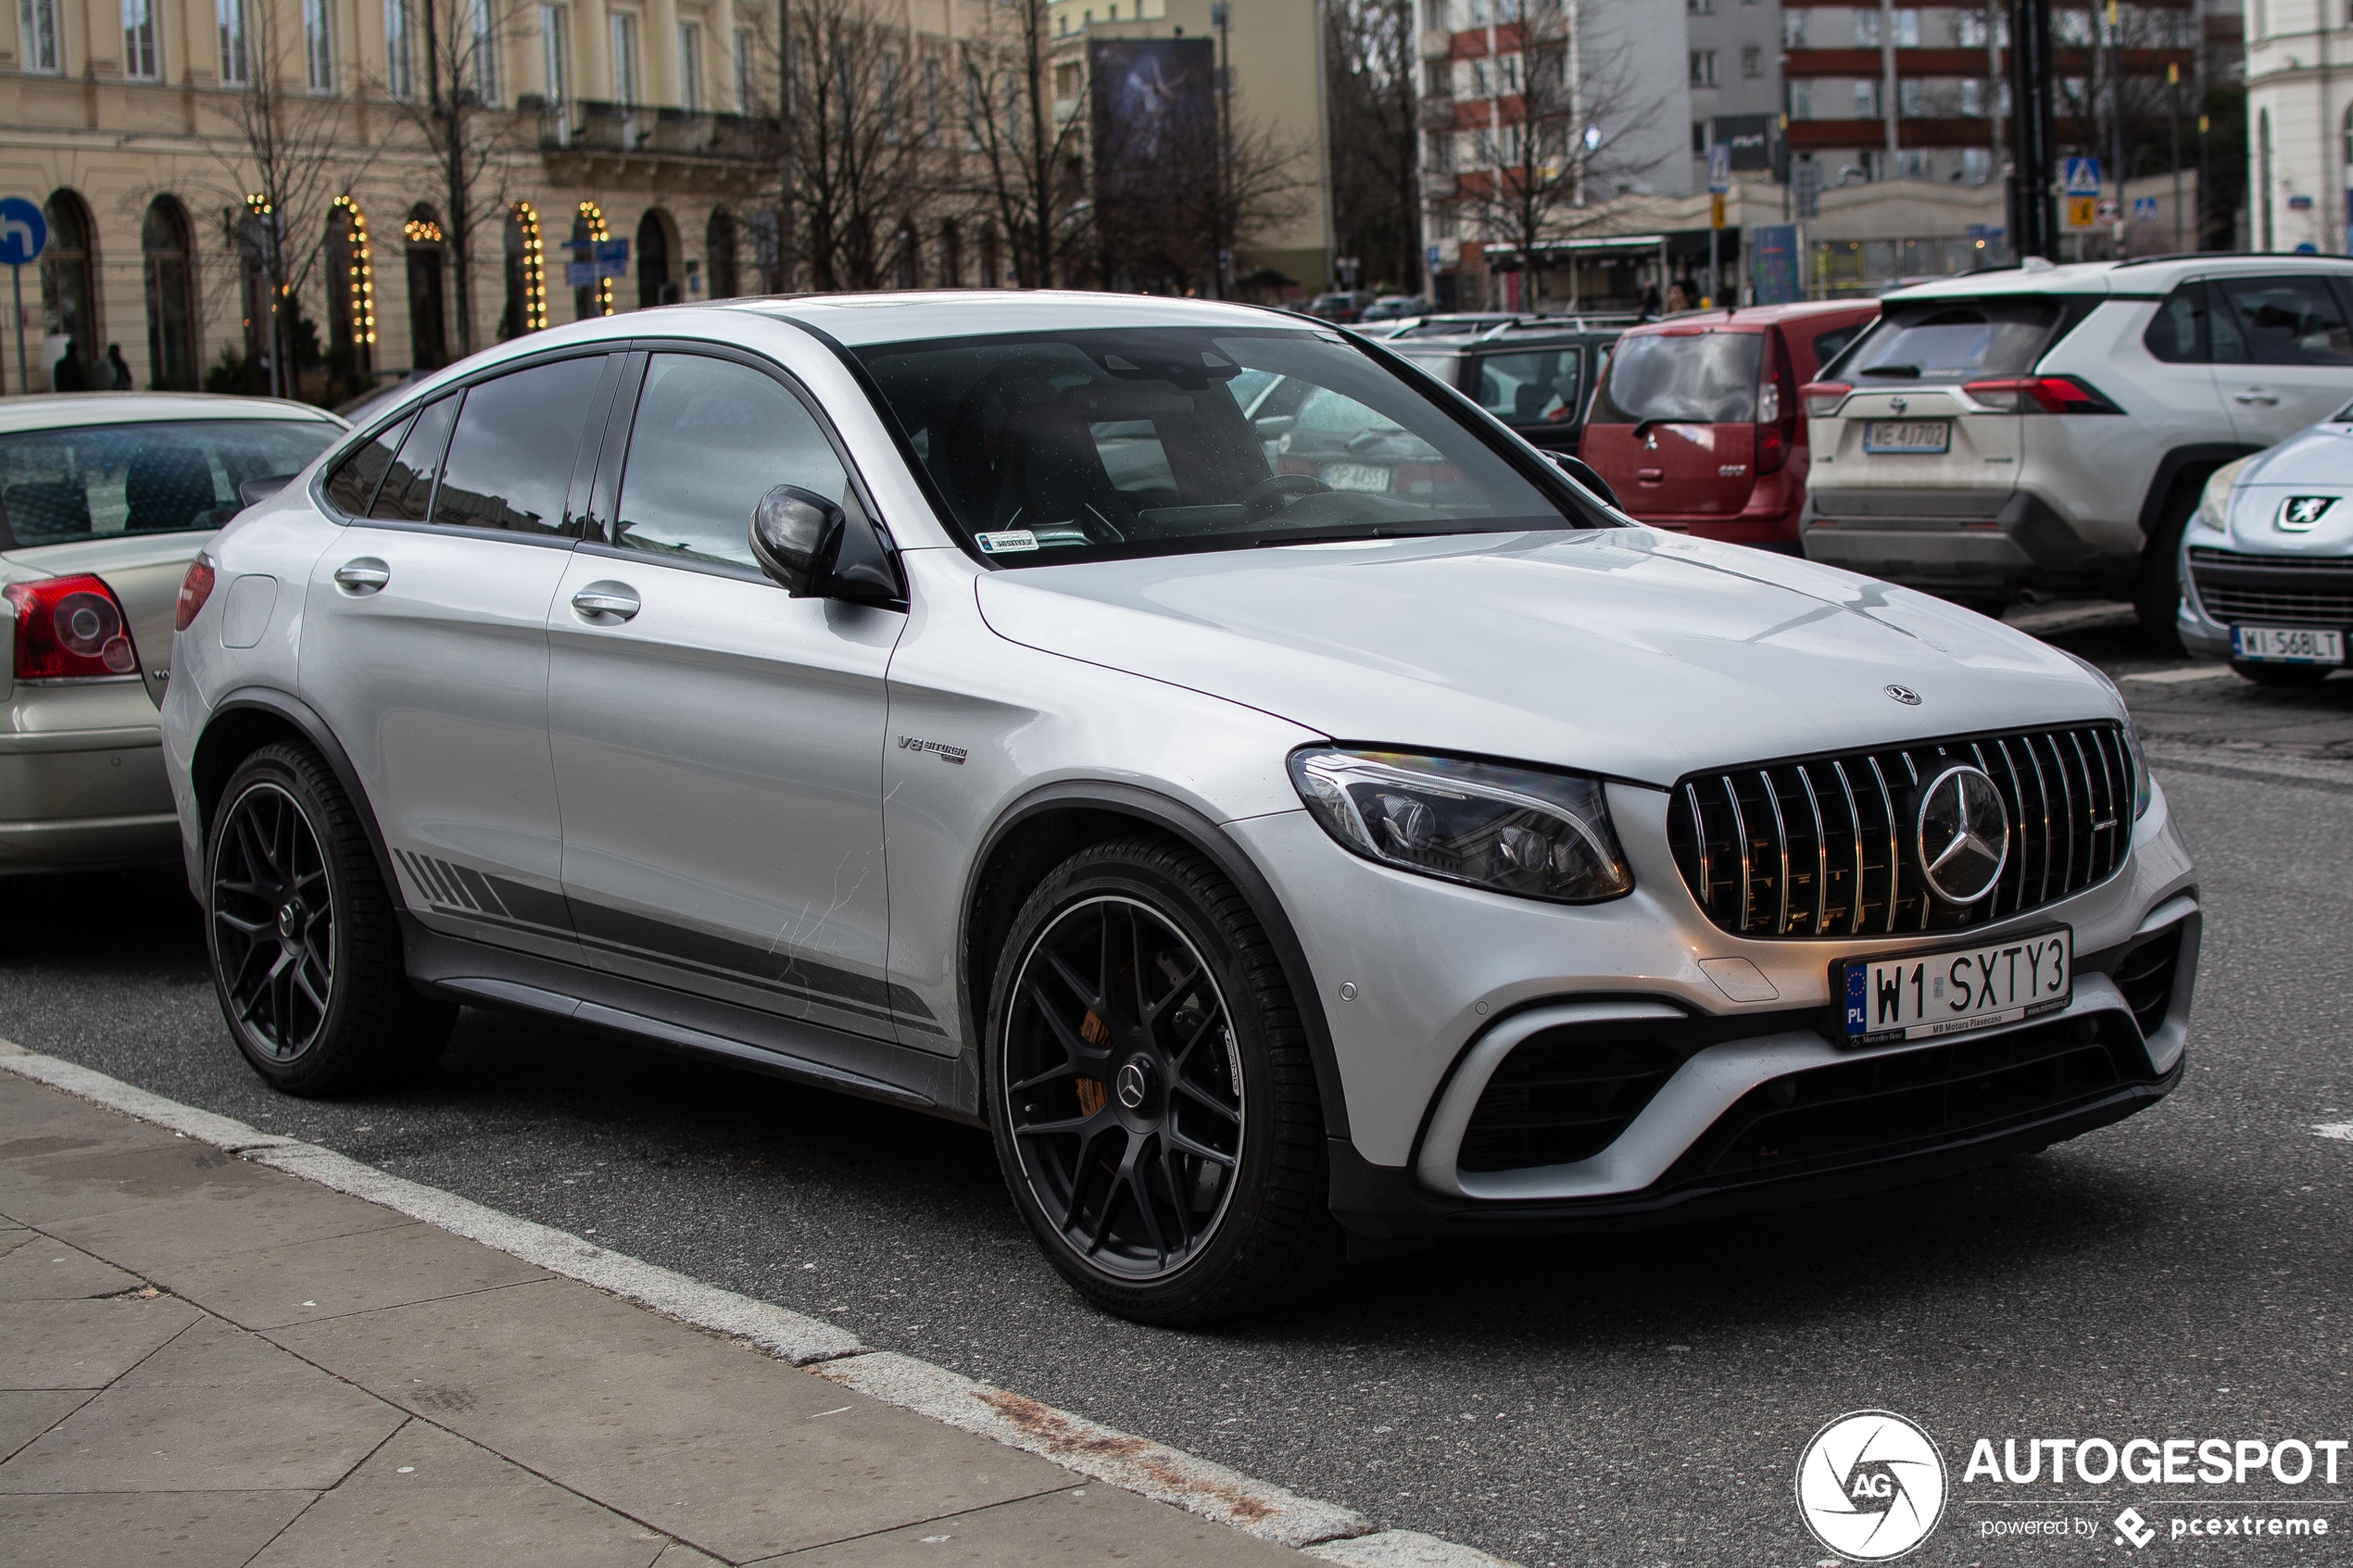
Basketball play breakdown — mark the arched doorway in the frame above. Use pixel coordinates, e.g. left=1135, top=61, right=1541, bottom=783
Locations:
left=325, top=196, right=375, bottom=395
left=502, top=202, right=546, bottom=338
left=40, top=190, right=99, bottom=391
left=939, top=220, right=962, bottom=288
left=636, top=208, right=673, bottom=308
left=571, top=201, right=612, bottom=320
left=142, top=196, right=198, bottom=391
left=705, top=208, right=738, bottom=299
left=404, top=205, right=448, bottom=370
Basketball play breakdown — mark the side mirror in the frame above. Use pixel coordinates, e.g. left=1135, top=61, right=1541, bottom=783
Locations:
left=749, top=483, right=906, bottom=608
left=749, top=485, right=841, bottom=596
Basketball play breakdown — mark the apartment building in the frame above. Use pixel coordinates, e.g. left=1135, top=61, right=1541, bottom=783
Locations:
left=1684, top=0, right=1785, bottom=189
left=2243, top=0, right=2350, bottom=252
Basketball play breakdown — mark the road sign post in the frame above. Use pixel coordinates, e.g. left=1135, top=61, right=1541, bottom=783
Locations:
left=0, top=196, right=50, bottom=395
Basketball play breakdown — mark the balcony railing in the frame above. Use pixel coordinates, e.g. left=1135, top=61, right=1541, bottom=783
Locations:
left=528, top=98, right=767, bottom=162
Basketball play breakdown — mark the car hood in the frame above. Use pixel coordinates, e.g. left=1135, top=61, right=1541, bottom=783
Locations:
left=2225, top=421, right=2353, bottom=554
left=974, top=529, right=2120, bottom=787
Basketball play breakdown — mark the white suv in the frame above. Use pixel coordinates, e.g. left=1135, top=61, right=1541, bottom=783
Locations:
left=1797, top=255, right=2353, bottom=643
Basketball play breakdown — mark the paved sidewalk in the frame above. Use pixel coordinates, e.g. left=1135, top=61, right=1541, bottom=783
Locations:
left=0, top=1071, right=1304, bottom=1567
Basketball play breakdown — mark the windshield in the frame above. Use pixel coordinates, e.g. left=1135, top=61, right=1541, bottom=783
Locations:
left=0, top=418, right=338, bottom=549
left=852, top=327, right=1585, bottom=565
left=1834, top=297, right=2062, bottom=384
left=1592, top=332, right=1764, bottom=424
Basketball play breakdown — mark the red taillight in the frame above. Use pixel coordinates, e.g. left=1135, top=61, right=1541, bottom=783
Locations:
left=1961, top=375, right=2123, bottom=414
left=176, top=554, right=218, bottom=632
left=6, top=574, right=141, bottom=682
left=1756, top=330, right=1800, bottom=476
left=1801, top=382, right=1852, bottom=419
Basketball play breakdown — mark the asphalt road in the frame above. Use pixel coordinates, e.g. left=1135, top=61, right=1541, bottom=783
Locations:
left=5, top=625, right=2349, bottom=1568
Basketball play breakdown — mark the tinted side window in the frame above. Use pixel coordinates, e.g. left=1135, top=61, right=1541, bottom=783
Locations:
left=2143, top=282, right=2210, bottom=363
left=614, top=354, right=847, bottom=571
left=431, top=357, right=607, bottom=534
left=1807, top=322, right=1867, bottom=374
left=368, top=396, right=457, bottom=522
left=1477, top=350, right=1581, bottom=425
left=326, top=415, right=412, bottom=516
left=2211, top=276, right=2353, bottom=367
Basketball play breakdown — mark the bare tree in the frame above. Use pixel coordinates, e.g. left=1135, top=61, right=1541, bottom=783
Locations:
left=1447, top=0, right=1664, bottom=295
left=1325, top=0, right=1422, bottom=292
left=196, top=0, right=381, bottom=396
left=375, top=0, right=533, bottom=356
left=956, top=0, right=1089, bottom=288
left=747, top=0, right=937, bottom=290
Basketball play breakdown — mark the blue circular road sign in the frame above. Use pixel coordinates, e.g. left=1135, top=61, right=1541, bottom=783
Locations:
left=0, top=197, right=48, bottom=268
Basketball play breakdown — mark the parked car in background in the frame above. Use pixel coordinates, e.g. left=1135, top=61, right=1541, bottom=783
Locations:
left=1388, top=319, right=1631, bottom=458
left=1, top=394, right=346, bottom=874
left=1581, top=300, right=1878, bottom=551
left=1305, top=291, right=1375, bottom=323
left=2178, top=395, right=2353, bottom=685
left=1798, top=256, right=2353, bottom=638
left=1359, top=295, right=1432, bottom=322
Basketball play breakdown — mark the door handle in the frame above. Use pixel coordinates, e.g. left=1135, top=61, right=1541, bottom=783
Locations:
left=333, top=558, right=389, bottom=593
left=2233, top=390, right=2280, bottom=406
left=571, top=582, right=641, bottom=621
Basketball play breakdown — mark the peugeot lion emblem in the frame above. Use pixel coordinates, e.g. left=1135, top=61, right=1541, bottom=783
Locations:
left=1916, top=765, right=2010, bottom=905
left=1884, top=684, right=1921, bottom=706
left=2277, top=495, right=2336, bottom=533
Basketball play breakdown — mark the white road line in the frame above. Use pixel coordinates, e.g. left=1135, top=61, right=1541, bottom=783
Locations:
left=2315, top=1123, right=2353, bottom=1143
left=0, top=1037, right=1435, bottom=1559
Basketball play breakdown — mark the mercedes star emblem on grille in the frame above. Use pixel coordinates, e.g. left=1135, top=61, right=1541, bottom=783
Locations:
left=1916, top=764, right=2011, bottom=905
left=2278, top=495, right=2337, bottom=533
left=1885, top=684, right=1922, bottom=705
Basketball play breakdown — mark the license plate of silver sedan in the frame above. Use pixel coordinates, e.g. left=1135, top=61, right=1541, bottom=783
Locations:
left=1842, top=929, right=2073, bottom=1047
left=1862, top=419, right=1951, bottom=453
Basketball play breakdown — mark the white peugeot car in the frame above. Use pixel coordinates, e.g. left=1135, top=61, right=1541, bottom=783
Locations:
left=2178, top=397, right=2352, bottom=684
left=161, top=295, right=2200, bottom=1323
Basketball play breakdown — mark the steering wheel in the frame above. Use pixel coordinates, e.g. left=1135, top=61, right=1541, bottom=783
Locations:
left=1240, top=472, right=1330, bottom=523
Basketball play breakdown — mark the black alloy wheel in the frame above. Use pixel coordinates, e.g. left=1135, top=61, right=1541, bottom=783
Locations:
left=986, top=837, right=1344, bottom=1324
left=1002, top=895, right=1245, bottom=1278
left=206, top=743, right=454, bottom=1095
left=210, top=781, right=335, bottom=1060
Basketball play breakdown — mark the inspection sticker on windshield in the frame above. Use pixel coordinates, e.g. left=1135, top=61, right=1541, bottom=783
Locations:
left=1321, top=463, right=1392, bottom=493
left=2232, top=625, right=2344, bottom=664
left=1839, top=927, right=2070, bottom=1046
left=975, top=530, right=1038, bottom=555
left=1862, top=420, right=1951, bottom=454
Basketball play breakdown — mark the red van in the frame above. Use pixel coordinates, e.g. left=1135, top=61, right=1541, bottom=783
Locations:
left=1582, top=300, right=1879, bottom=552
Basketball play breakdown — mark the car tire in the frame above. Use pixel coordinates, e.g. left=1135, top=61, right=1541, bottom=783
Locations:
left=983, top=836, right=1345, bottom=1324
left=2133, top=480, right=2200, bottom=652
left=2230, top=660, right=2334, bottom=689
left=204, top=742, right=455, bottom=1096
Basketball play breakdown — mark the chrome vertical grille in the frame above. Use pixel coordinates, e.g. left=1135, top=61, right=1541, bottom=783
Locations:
left=1667, top=724, right=2135, bottom=938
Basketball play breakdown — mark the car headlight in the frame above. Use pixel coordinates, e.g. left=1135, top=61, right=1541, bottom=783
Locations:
left=2057, top=652, right=2155, bottom=820
left=1288, top=748, right=1634, bottom=902
left=2193, top=457, right=2248, bottom=535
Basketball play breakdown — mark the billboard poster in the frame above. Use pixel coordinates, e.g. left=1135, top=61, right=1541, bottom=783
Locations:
left=1749, top=222, right=1800, bottom=305
left=1088, top=38, right=1215, bottom=200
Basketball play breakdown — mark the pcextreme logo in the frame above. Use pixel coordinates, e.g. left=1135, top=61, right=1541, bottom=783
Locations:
left=1796, top=1410, right=1951, bottom=1562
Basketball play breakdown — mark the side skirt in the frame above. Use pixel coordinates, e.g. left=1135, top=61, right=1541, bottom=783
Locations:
left=400, top=917, right=982, bottom=1123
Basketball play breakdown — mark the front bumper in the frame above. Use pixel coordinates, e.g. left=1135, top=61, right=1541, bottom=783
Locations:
left=1227, top=776, right=2199, bottom=1236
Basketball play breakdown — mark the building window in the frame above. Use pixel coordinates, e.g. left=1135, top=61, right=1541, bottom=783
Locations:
left=610, top=12, right=640, bottom=104
left=385, top=0, right=412, bottom=96
left=1787, top=80, right=1813, bottom=119
left=1424, top=59, right=1449, bottom=95
left=541, top=6, right=569, bottom=102
left=1742, top=44, right=1761, bottom=76
left=1855, top=78, right=1880, bottom=118
left=142, top=196, right=198, bottom=390
left=2056, top=9, right=2092, bottom=44
left=1891, top=9, right=1919, bottom=45
left=1687, top=0, right=1713, bottom=14
left=1957, top=11, right=2007, bottom=44
left=1422, top=0, right=1445, bottom=31
left=19, top=0, right=59, bottom=71
left=218, top=0, right=247, bottom=82
left=1782, top=9, right=1806, bottom=45
left=1897, top=78, right=1922, bottom=116
left=1689, top=49, right=1717, bottom=87
left=122, top=0, right=158, bottom=77
left=1962, top=146, right=1992, bottom=183
left=1852, top=6, right=1878, bottom=45
left=734, top=25, right=753, bottom=109
left=678, top=22, right=701, bottom=110
left=305, top=0, right=332, bottom=89
left=1424, top=128, right=1453, bottom=169
left=471, top=0, right=498, bottom=102
left=1692, top=119, right=1707, bottom=154
left=1959, top=77, right=1982, bottom=115
left=1894, top=147, right=1926, bottom=177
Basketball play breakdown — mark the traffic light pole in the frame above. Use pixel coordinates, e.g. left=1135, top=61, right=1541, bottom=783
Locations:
left=2006, top=0, right=2057, bottom=259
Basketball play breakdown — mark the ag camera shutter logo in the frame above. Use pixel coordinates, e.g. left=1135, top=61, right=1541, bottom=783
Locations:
left=1796, top=1410, right=1949, bottom=1561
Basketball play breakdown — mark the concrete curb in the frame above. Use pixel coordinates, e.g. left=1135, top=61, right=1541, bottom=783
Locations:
left=0, top=1038, right=1516, bottom=1566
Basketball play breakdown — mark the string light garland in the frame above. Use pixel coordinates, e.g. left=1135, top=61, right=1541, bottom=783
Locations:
left=333, top=195, right=375, bottom=345
left=511, top=201, right=547, bottom=331
left=578, top=200, right=613, bottom=316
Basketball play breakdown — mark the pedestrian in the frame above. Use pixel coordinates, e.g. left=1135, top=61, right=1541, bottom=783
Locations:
left=106, top=343, right=132, bottom=390
left=1665, top=282, right=1691, bottom=315
left=51, top=340, right=86, bottom=392
left=1639, top=285, right=1662, bottom=321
